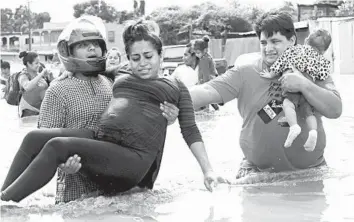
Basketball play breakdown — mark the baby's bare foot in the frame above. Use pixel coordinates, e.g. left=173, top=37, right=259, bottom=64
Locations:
left=284, top=124, right=301, bottom=148
left=304, top=130, right=318, bottom=152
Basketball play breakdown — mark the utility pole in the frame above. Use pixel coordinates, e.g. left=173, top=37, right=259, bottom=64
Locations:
left=98, top=0, right=101, bottom=13
left=188, top=19, right=193, bottom=42
left=139, top=0, right=145, bottom=16
left=27, top=0, right=32, bottom=51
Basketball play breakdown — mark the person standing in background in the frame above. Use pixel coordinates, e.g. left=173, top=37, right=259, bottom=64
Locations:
left=1, top=60, right=11, bottom=98
left=171, top=43, right=199, bottom=89
left=191, top=36, right=220, bottom=111
left=18, top=51, right=53, bottom=117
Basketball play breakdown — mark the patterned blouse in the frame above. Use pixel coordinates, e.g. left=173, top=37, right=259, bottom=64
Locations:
left=38, top=75, right=113, bottom=203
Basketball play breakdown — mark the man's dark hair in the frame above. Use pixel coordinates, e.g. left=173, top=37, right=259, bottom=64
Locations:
left=185, top=42, right=199, bottom=66
left=254, top=10, right=296, bottom=42
left=186, top=42, right=196, bottom=56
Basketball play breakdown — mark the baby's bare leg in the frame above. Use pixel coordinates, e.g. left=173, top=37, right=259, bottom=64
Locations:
left=283, top=97, right=301, bottom=148
left=302, top=101, right=318, bottom=152
left=305, top=115, right=317, bottom=131
left=283, top=98, right=297, bottom=127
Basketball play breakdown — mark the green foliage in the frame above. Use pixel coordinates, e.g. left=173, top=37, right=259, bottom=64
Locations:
left=1, top=8, right=14, bottom=33
left=276, top=1, right=298, bottom=22
left=0, top=6, right=51, bottom=33
left=34, top=12, right=51, bottom=29
left=239, top=5, right=265, bottom=25
left=336, top=1, right=354, bottom=16
left=3, top=0, right=327, bottom=46
left=148, top=2, right=254, bottom=45
left=73, top=0, right=119, bottom=22
left=148, top=5, right=186, bottom=45
left=13, top=5, right=30, bottom=33
left=196, top=7, right=253, bottom=35
left=118, top=10, right=137, bottom=24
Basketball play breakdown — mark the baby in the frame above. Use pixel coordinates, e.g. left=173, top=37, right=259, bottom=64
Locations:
left=260, top=29, right=332, bottom=152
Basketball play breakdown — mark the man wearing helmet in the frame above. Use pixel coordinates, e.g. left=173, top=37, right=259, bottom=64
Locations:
left=38, top=16, right=113, bottom=203
left=38, top=16, right=178, bottom=203
left=56, top=16, right=107, bottom=77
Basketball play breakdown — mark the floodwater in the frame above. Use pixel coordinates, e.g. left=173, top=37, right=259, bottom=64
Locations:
left=1, top=67, right=354, bottom=222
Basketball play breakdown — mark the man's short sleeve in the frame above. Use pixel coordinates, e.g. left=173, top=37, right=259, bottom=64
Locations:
left=206, top=66, right=243, bottom=104
left=38, top=86, right=66, bottom=128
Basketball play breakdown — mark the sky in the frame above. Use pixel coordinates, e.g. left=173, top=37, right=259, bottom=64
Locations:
left=1, top=0, right=316, bottom=23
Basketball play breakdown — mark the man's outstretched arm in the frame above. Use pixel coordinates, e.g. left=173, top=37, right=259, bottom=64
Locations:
left=189, top=84, right=223, bottom=110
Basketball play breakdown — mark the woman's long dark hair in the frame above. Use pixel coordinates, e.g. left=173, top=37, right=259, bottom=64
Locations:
left=19, top=51, right=38, bottom=66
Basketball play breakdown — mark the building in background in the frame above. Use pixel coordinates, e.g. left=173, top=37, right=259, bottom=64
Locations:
left=297, top=0, right=345, bottom=21
left=0, top=21, right=126, bottom=62
left=1, top=32, right=21, bottom=52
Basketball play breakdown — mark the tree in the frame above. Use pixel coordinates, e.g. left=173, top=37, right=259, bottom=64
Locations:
left=277, top=1, right=298, bottom=22
left=73, top=0, right=119, bottom=23
left=13, top=5, right=29, bottom=33
left=186, top=3, right=252, bottom=37
left=148, top=2, right=253, bottom=45
left=1, top=6, right=51, bottom=33
left=239, top=5, right=265, bottom=25
left=118, top=10, right=136, bottom=24
left=1, top=8, right=14, bottom=33
left=194, top=8, right=252, bottom=37
left=34, top=12, right=51, bottom=29
left=336, top=1, right=354, bottom=16
left=149, top=5, right=186, bottom=45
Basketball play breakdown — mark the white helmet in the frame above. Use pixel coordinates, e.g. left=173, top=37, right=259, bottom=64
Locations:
left=57, top=15, right=107, bottom=74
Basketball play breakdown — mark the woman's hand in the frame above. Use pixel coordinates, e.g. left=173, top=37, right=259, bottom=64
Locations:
left=59, top=154, right=82, bottom=174
left=160, top=101, right=179, bottom=125
left=46, top=70, right=55, bottom=83
left=204, top=171, right=230, bottom=192
left=39, top=68, right=49, bottom=78
left=56, top=70, right=74, bottom=81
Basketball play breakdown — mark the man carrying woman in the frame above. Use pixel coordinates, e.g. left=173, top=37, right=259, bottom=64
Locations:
left=38, top=16, right=180, bottom=203
left=1, top=17, right=227, bottom=203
